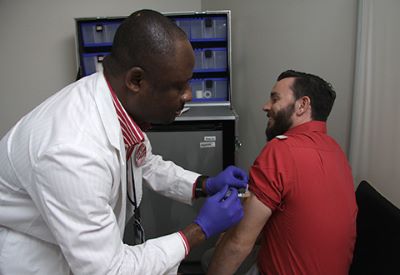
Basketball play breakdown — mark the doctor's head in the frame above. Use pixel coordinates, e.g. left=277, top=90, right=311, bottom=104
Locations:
left=103, top=9, right=194, bottom=125
left=263, top=70, right=336, bottom=141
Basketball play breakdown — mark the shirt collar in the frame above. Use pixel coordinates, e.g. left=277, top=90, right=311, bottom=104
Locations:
left=285, top=121, right=327, bottom=136
left=105, top=79, right=144, bottom=160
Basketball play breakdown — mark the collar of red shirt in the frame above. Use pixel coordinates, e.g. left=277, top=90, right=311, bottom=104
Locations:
left=105, top=80, right=144, bottom=160
left=285, top=121, right=327, bottom=136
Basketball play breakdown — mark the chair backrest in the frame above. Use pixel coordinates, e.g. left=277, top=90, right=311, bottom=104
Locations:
left=349, top=180, right=400, bottom=275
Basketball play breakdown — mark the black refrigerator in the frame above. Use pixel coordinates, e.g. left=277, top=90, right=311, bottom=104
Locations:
left=140, top=106, right=237, bottom=263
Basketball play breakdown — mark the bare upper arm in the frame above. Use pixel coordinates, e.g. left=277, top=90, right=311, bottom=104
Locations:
left=229, top=192, right=272, bottom=246
left=206, top=192, right=273, bottom=275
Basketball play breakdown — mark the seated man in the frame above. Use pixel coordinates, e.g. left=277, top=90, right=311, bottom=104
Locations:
left=206, top=70, right=358, bottom=275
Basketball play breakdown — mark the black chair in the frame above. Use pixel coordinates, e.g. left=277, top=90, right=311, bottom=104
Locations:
left=349, top=180, right=400, bottom=275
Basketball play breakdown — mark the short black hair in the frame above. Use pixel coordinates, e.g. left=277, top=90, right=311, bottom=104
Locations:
left=277, top=70, right=336, bottom=121
left=104, top=9, right=187, bottom=76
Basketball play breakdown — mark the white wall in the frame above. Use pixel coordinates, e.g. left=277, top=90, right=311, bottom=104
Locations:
left=350, top=0, right=400, bottom=207
left=0, top=0, right=359, bottom=174
left=3, top=0, right=399, bottom=216
left=0, top=0, right=201, bottom=137
left=202, top=0, right=358, bottom=171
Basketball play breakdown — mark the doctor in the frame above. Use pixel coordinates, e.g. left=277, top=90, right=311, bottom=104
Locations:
left=0, top=9, right=247, bottom=274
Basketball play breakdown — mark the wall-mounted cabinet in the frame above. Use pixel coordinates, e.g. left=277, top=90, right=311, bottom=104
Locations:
left=75, top=11, right=232, bottom=107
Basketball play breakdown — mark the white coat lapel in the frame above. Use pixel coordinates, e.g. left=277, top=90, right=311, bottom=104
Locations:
left=92, top=72, right=127, bottom=236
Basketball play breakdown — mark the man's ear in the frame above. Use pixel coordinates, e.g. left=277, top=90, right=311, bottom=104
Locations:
left=296, top=96, right=311, bottom=116
left=125, top=67, right=145, bottom=93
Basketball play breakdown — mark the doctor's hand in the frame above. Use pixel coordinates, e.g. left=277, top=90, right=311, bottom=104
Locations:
left=205, top=165, right=248, bottom=196
left=194, top=186, right=244, bottom=239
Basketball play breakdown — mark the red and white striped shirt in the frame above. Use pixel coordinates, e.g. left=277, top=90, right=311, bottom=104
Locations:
left=106, top=81, right=144, bottom=160
left=106, top=80, right=190, bottom=256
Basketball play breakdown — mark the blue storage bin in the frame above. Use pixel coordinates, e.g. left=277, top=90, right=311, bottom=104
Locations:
left=82, top=52, right=109, bottom=76
left=211, top=78, right=228, bottom=100
left=194, top=49, right=203, bottom=71
left=190, top=78, right=228, bottom=102
left=202, top=48, right=227, bottom=71
left=190, top=79, right=204, bottom=99
left=193, top=48, right=227, bottom=72
left=204, top=78, right=228, bottom=100
left=208, top=17, right=227, bottom=39
left=80, top=21, right=120, bottom=46
left=174, top=19, right=191, bottom=39
left=190, top=19, right=203, bottom=40
left=190, top=17, right=227, bottom=41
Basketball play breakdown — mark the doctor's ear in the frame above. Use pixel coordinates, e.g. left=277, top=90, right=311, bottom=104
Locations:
left=125, top=67, right=145, bottom=93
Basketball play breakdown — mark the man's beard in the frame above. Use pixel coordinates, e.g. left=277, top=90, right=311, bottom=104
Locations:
left=265, top=103, right=295, bottom=141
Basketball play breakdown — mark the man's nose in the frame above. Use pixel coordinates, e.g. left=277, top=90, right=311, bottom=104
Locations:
left=263, top=101, right=271, bottom=112
left=182, top=86, right=193, bottom=102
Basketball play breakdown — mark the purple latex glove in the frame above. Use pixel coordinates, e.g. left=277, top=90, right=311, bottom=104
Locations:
left=194, top=185, right=244, bottom=239
left=205, top=165, right=248, bottom=196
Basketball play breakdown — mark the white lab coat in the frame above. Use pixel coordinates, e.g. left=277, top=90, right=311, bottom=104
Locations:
left=0, top=72, right=199, bottom=274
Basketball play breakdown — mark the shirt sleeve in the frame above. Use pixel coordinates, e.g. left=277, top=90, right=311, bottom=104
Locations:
left=248, top=140, right=295, bottom=212
left=28, top=143, right=186, bottom=275
left=141, top=135, right=200, bottom=205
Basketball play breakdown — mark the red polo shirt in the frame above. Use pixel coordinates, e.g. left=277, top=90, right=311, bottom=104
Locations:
left=249, top=121, right=357, bottom=275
